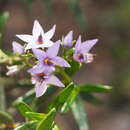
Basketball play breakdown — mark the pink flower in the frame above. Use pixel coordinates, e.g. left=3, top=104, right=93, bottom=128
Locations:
left=31, top=40, right=70, bottom=72
left=28, top=66, right=64, bottom=97
left=73, top=35, right=98, bottom=63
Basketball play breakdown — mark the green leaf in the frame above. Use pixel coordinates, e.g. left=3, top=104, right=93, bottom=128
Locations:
left=65, top=48, right=74, bottom=57
left=15, top=101, right=33, bottom=117
left=80, top=93, right=103, bottom=105
left=51, top=123, right=59, bottom=130
left=60, top=88, right=79, bottom=114
left=0, top=111, right=14, bottom=124
left=14, top=121, right=37, bottom=130
left=65, top=60, right=81, bottom=76
left=32, top=87, right=57, bottom=112
left=79, top=84, right=112, bottom=93
left=36, top=108, right=56, bottom=130
left=25, top=112, right=46, bottom=121
left=71, top=96, right=89, bottom=130
left=48, top=82, right=74, bottom=111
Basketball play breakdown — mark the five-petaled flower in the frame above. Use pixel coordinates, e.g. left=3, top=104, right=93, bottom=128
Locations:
left=73, top=35, right=98, bottom=63
left=16, top=20, right=56, bottom=50
left=28, top=65, right=64, bottom=97
left=32, top=40, right=70, bottom=72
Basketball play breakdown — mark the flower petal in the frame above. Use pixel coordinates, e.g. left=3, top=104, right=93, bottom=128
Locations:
left=75, top=35, right=82, bottom=53
left=44, top=24, right=56, bottom=40
left=12, top=41, right=24, bottom=54
left=81, top=39, right=98, bottom=53
left=6, top=65, right=19, bottom=76
left=25, top=43, right=36, bottom=50
left=46, top=40, right=60, bottom=57
left=35, top=81, right=48, bottom=97
left=27, top=64, right=45, bottom=74
left=16, top=34, right=33, bottom=43
left=53, top=56, right=70, bottom=67
left=64, top=30, right=73, bottom=47
left=32, top=48, right=46, bottom=60
left=83, top=53, right=94, bottom=63
left=39, top=65, right=55, bottom=73
left=38, top=39, right=54, bottom=48
left=47, top=75, right=64, bottom=87
left=32, top=20, right=44, bottom=40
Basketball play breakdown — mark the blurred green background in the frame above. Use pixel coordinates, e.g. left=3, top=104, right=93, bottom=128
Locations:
left=0, top=0, right=130, bottom=129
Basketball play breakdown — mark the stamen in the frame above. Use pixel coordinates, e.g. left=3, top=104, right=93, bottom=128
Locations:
left=77, top=53, right=84, bottom=60
left=37, top=34, right=43, bottom=44
left=44, top=58, right=53, bottom=65
left=36, top=73, right=45, bottom=79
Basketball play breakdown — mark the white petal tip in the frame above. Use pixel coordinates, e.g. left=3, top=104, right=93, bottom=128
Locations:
left=34, top=19, right=39, bottom=24
left=36, top=94, right=41, bottom=98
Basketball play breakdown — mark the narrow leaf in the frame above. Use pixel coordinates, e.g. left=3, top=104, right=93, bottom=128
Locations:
left=60, top=88, right=79, bottom=114
left=15, top=101, right=33, bottom=117
left=25, top=112, right=46, bottom=121
left=80, top=93, right=103, bottom=105
left=79, top=84, right=112, bottom=93
left=36, top=108, right=56, bottom=130
left=71, top=96, right=89, bottom=130
left=0, top=111, right=14, bottom=124
left=14, top=121, right=37, bottom=130
left=51, top=123, right=59, bottom=130
left=48, top=82, right=74, bottom=111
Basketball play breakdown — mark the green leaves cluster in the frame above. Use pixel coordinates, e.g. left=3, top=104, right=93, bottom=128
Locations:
left=14, top=101, right=56, bottom=130
left=12, top=80, right=111, bottom=130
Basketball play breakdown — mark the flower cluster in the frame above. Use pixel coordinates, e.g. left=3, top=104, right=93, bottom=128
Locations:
left=10, top=20, right=98, bottom=97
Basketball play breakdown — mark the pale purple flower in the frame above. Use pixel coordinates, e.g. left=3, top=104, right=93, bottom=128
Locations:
left=73, top=35, right=98, bottom=63
left=28, top=66, right=64, bottom=97
left=32, top=40, right=70, bottom=72
left=16, top=20, right=56, bottom=50
left=12, top=41, right=24, bottom=54
left=63, top=31, right=73, bottom=47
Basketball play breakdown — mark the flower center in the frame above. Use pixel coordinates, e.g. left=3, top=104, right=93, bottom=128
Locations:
left=36, top=72, right=45, bottom=79
left=37, top=34, right=43, bottom=44
left=77, top=53, right=84, bottom=60
left=44, top=58, right=53, bottom=65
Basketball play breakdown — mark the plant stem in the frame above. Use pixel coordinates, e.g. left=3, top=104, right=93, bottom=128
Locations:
left=56, top=68, right=72, bottom=83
